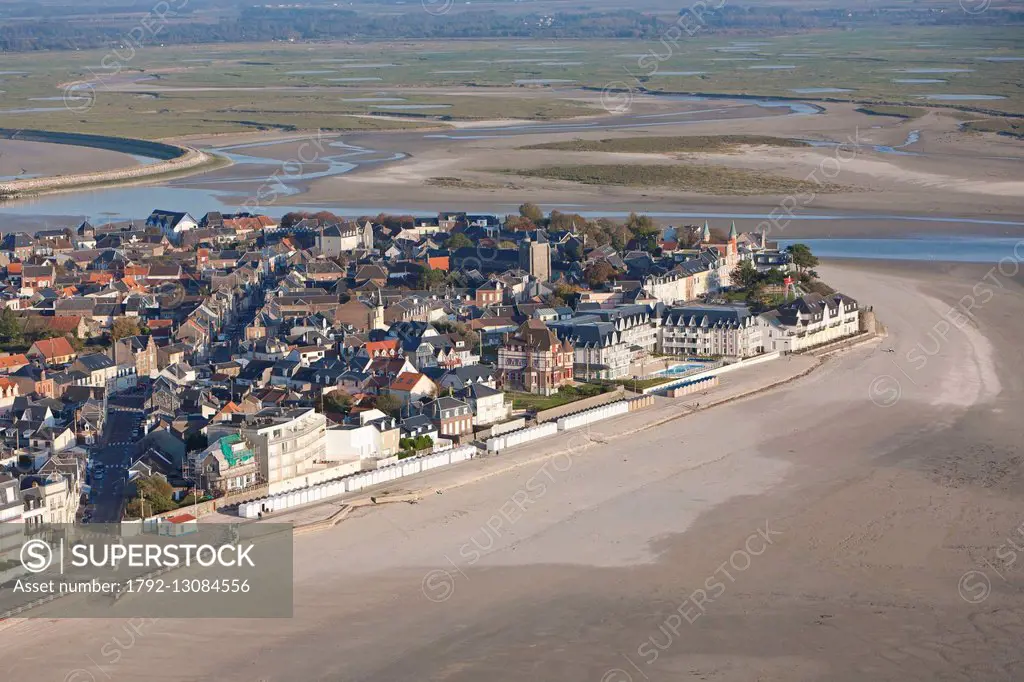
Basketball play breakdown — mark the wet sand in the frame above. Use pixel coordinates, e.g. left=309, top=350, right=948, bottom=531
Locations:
left=7, top=260, right=1024, bottom=681
left=0, top=138, right=145, bottom=179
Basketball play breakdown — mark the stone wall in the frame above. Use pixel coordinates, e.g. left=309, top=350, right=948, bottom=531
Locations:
left=535, top=385, right=626, bottom=424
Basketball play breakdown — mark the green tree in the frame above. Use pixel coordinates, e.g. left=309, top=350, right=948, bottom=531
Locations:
left=518, top=202, right=545, bottom=223
left=0, top=308, right=23, bottom=344
left=445, top=232, right=473, bottom=250
left=746, top=284, right=777, bottom=311
left=126, top=476, right=177, bottom=518
left=731, top=260, right=760, bottom=290
left=375, top=393, right=402, bottom=418
left=786, top=243, right=819, bottom=274
left=418, top=268, right=446, bottom=290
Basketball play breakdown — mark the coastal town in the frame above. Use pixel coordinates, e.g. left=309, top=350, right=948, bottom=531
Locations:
left=0, top=204, right=871, bottom=534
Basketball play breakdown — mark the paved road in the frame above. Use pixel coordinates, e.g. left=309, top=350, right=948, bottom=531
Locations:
left=88, top=408, right=145, bottom=524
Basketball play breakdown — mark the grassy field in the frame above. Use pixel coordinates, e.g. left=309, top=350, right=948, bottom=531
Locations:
left=855, top=105, right=928, bottom=119
left=0, top=25, right=1019, bottom=139
left=426, top=177, right=523, bottom=190
left=962, top=117, right=1024, bottom=139
left=507, top=164, right=842, bottom=195
left=522, top=135, right=810, bottom=153
left=508, top=383, right=610, bottom=411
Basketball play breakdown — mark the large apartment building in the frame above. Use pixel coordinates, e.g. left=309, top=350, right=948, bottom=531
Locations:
left=549, top=305, right=661, bottom=380
left=209, top=407, right=327, bottom=492
left=659, top=305, right=767, bottom=359
left=762, top=293, right=861, bottom=352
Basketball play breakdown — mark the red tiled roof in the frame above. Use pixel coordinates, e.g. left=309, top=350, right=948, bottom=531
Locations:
left=0, top=354, right=28, bottom=370
left=365, top=339, right=401, bottom=355
left=30, top=336, right=75, bottom=360
left=47, top=317, right=82, bottom=333
left=390, top=371, right=426, bottom=392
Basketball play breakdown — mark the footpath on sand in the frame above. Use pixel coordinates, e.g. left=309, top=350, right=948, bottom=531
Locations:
left=253, top=346, right=876, bottom=532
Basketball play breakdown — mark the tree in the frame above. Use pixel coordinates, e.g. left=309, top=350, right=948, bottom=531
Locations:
left=745, top=284, right=777, bottom=311
left=731, top=260, right=760, bottom=290
left=418, top=268, right=446, bottom=290
left=111, top=317, right=142, bottom=340
left=584, top=261, right=616, bottom=288
left=322, top=390, right=353, bottom=415
left=518, top=202, right=544, bottom=223
left=445, top=232, right=473, bottom=250
left=435, top=320, right=480, bottom=350
left=786, top=243, right=819, bottom=273
left=125, top=476, right=177, bottom=518
left=375, top=394, right=402, bottom=418
left=0, top=308, right=23, bottom=344
left=504, top=215, right=535, bottom=231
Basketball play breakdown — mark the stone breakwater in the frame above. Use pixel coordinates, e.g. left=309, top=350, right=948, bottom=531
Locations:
left=0, top=147, right=214, bottom=199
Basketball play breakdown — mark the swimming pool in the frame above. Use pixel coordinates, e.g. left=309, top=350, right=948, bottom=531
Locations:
left=654, top=363, right=706, bottom=377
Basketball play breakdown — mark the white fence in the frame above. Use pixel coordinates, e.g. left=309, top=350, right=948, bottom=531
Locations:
left=556, top=400, right=630, bottom=431
left=486, top=422, right=558, bottom=453
left=238, top=445, right=478, bottom=519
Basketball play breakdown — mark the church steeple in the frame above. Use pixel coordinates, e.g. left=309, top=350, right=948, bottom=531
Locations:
left=702, top=220, right=711, bottom=243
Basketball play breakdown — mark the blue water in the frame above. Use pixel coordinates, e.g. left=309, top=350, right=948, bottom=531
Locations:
left=923, top=94, right=1006, bottom=101
left=376, top=104, right=452, bottom=110
left=655, top=363, right=707, bottom=376
left=790, top=88, right=853, bottom=94
left=778, top=237, right=1024, bottom=263
left=899, top=68, right=973, bottom=74
left=514, top=79, right=576, bottom=84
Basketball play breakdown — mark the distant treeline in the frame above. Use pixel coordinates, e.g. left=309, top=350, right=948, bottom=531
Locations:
left=1, top=5, right=1022, bottom=52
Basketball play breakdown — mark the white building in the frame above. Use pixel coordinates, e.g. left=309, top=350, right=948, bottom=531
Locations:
left=659, top=305, right=767, bottom=359
left=324, top=410, right=400, bottom=460
left=208, top=407, right=327, bottom=491
left=21, top=472, right=80, bottom=526
left=549, top=305, right=661, bottom=380
left=317, top=222, right=374, bottom=258
left=761, top=293, right=861, bottom=352
left=465, top=384, right=511, bottom=427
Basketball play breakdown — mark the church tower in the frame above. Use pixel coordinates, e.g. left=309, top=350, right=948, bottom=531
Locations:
left=368, top=288, right=386, bottom=331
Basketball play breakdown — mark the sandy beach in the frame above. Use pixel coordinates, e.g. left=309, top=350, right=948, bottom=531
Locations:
left=6, top=259, right=1023, bottom=682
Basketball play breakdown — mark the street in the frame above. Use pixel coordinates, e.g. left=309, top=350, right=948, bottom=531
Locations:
left=87, top=408, right=145, bottom=524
